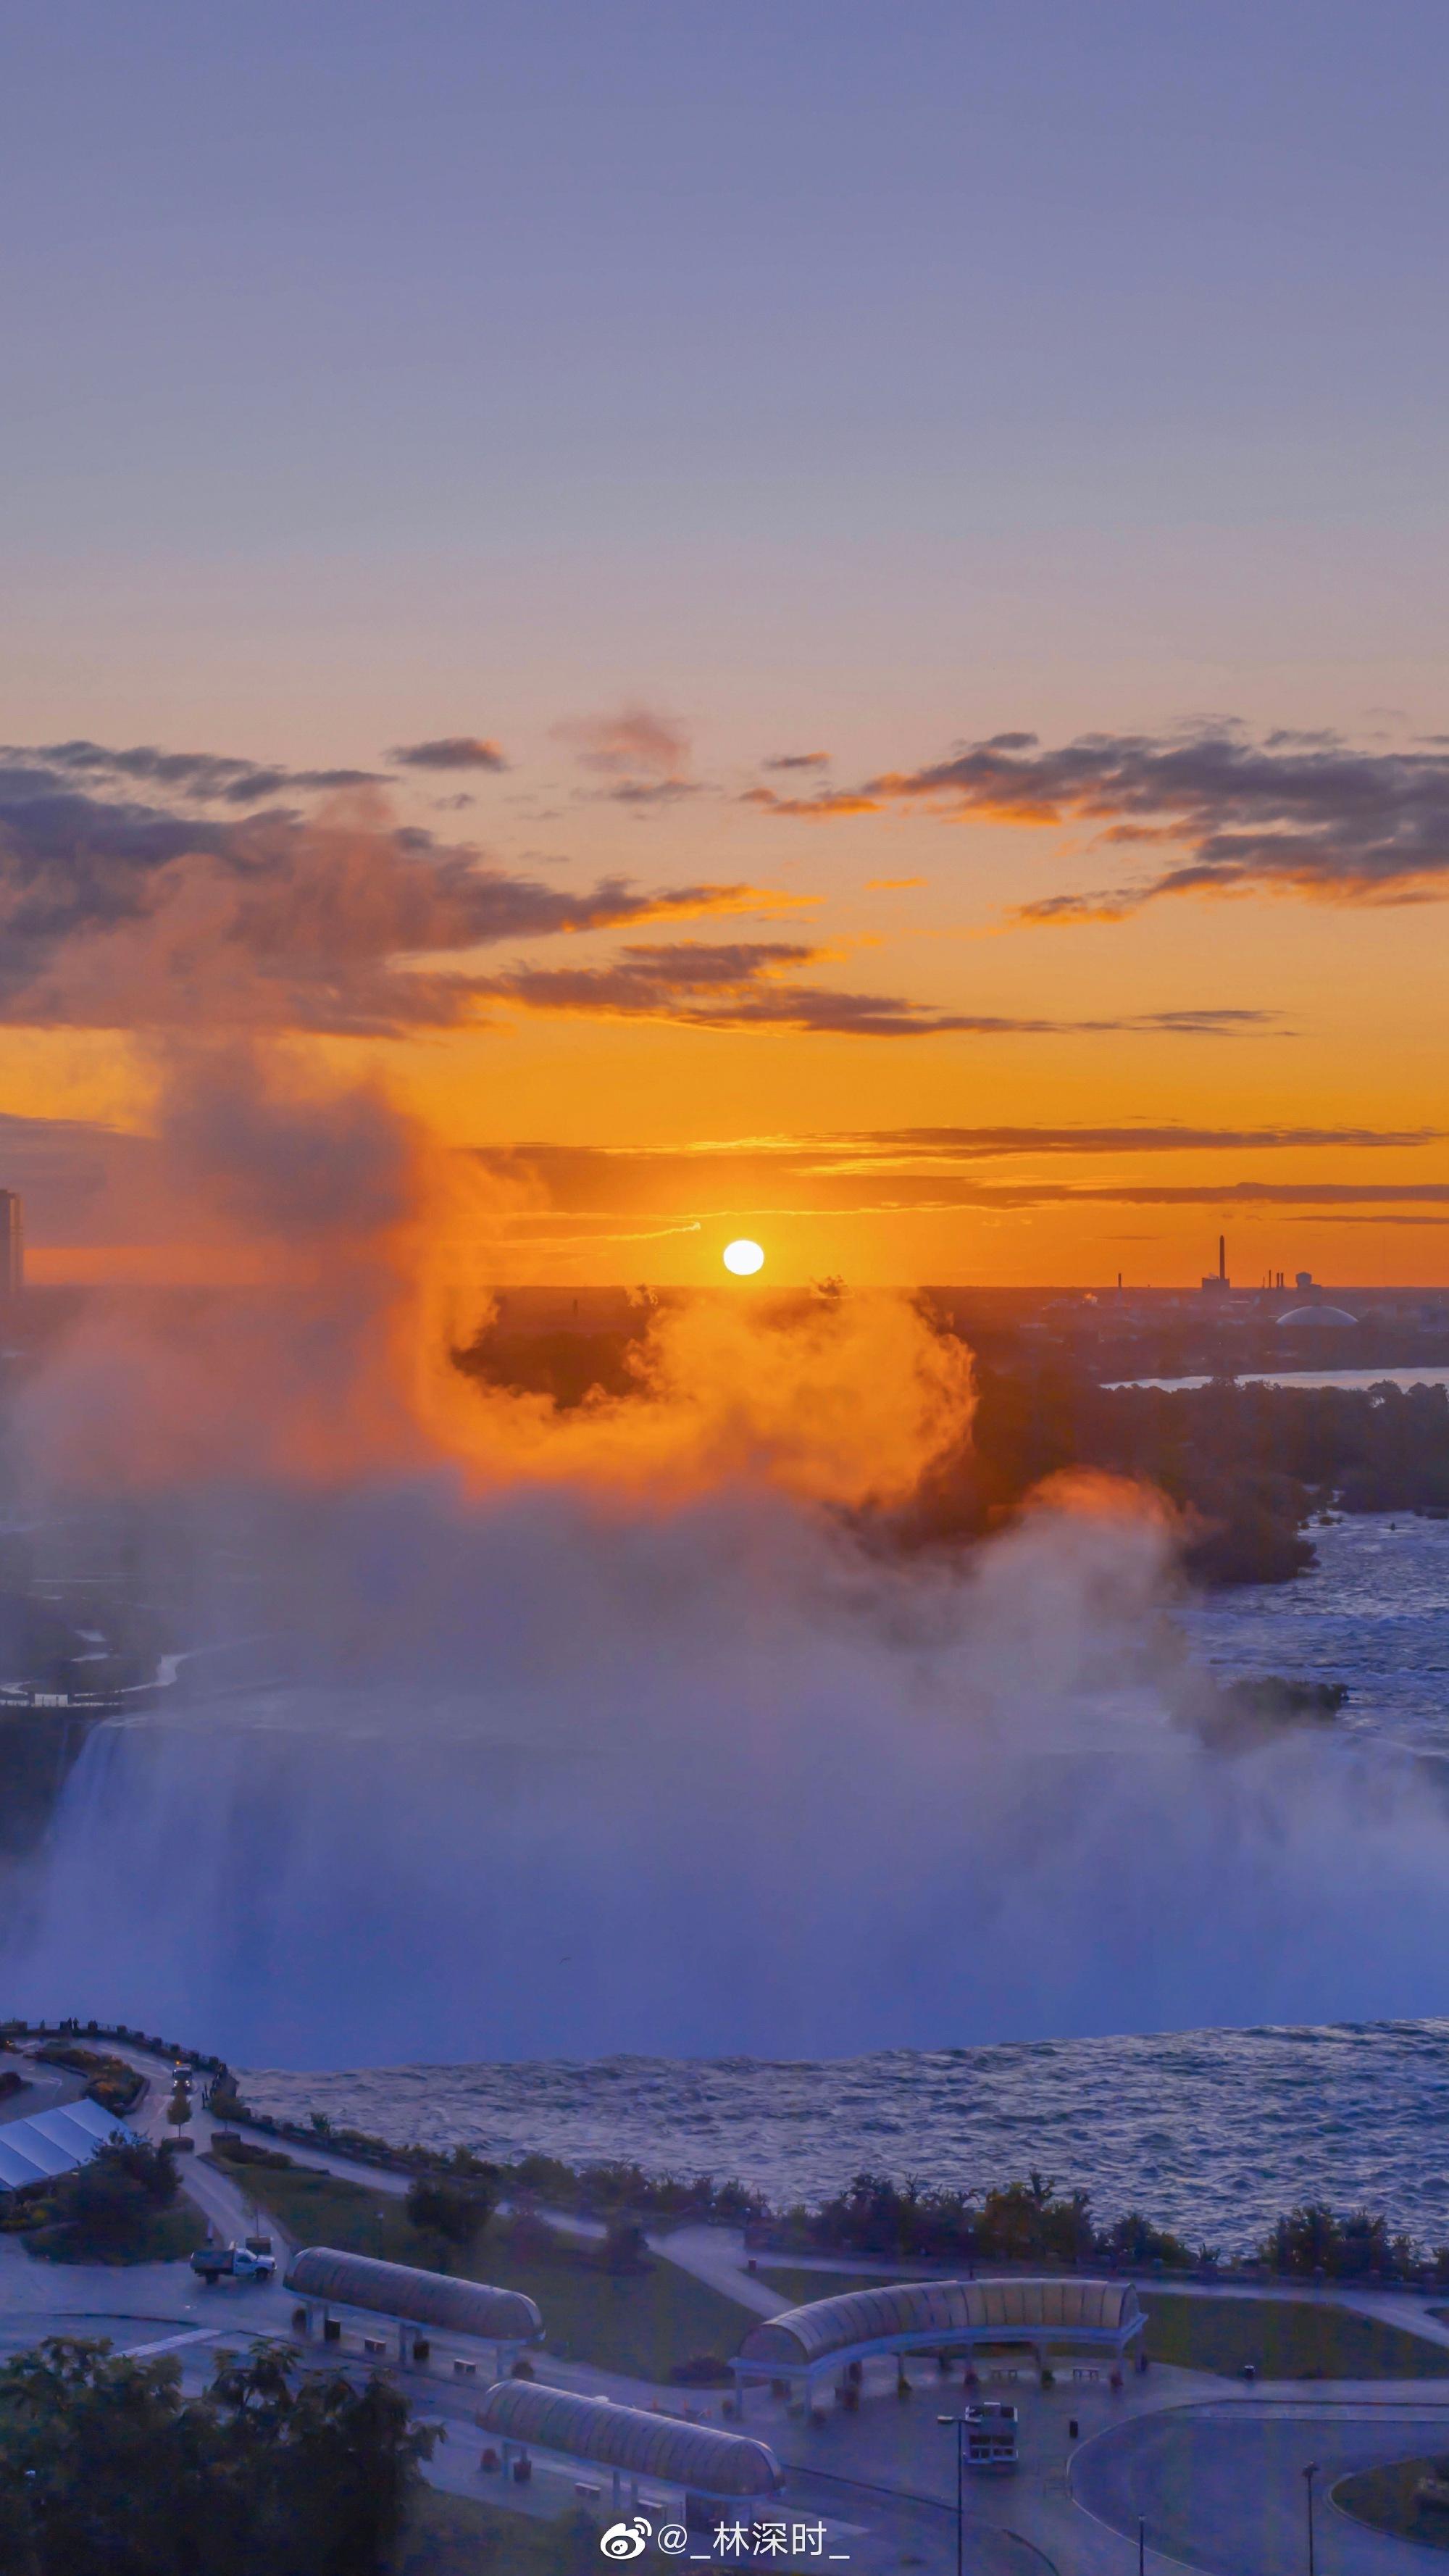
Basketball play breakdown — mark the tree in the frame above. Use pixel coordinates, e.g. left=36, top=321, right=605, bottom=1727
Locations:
left=598, top=2217, right=651, bottom=2275
left=1262, top=2203, right=1342, bottom=2276
left=100, top=2135, right=179, bottom=2207
left=165, top=2083, right=192, bottom=2141
left=0, top=2335, right=206, bottom=2576
left=0, top=2334, right=437, bottom=2576
left=405, top=2174, right=495, bottom=2251
left=37, top=2137, right=180, bottom=2251
left=1261, top=2194, right=1410, bottom=2277
left=977, top=2177, right=1095, bottom=2265
left=209, top=2341, right=435, bottom=2575
left=1101, top=2210, right=1194, bottom=2269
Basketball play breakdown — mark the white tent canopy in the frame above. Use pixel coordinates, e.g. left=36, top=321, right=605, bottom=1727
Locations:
left=0, top=2096, right=138, bottom=2194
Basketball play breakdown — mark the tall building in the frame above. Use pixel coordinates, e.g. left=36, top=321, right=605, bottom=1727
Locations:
left=0, top=1191, right=23, bottom=1296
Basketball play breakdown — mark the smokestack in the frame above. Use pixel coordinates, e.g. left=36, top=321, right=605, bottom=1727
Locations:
left=1219, top=1234, right=1225, bottom=1283
left=0, top=1191, right=22, bottom=1297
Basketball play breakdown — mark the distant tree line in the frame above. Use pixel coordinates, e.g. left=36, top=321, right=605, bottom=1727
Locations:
left=41, top=2047, right=1440, bottom=2291
left=209, top=2077, right=1449, bottom=2287
left=451, top=1329, right=1449, bottom=1585
left=894, top=1370, right=1449, bottom=1582
left=757, top=2167, right=1193, bottom=2270
left=763, top=2169, right=1449, bottom=2285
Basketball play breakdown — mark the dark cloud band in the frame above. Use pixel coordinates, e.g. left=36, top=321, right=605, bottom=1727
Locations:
left=748, top=725, right=1449, bottom=916
left=0, top=761, right=776, bottom=1035
left=0, top=741, right=388, bottom=807
left=476, top=941, right=1279, bottom=1040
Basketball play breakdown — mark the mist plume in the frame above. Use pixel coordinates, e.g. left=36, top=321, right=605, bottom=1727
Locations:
left=6, top=992, right=1446, bottom=2075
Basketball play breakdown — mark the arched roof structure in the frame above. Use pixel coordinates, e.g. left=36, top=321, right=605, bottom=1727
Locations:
left=735, top=2277, right=1141, bottom=2384
left=285, top=2247, right=541, bottom=2343
left=476, top=2382, right=782, bottom=2499
left=1275, top=1304, right=1358, bottom=1327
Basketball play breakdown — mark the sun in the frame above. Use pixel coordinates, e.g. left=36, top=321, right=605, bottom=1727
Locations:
left=722, top=1238, right=765, bottom=1276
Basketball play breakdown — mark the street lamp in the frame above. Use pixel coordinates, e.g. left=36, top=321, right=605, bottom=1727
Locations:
left=937, top=2415, right=964, bottom=2576
left=1303, top=2461, right=1319, bottom=2576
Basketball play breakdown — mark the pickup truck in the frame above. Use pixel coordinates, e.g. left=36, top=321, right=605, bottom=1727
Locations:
left=191, top=2243, right=277, bottom=2284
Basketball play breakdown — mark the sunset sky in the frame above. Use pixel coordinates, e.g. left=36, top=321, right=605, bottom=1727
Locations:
left=4, top=0, right=1448, bottom=1287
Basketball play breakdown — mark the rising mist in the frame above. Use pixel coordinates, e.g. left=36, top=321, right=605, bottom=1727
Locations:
left=4, top=1043, right=1449, bottom=2067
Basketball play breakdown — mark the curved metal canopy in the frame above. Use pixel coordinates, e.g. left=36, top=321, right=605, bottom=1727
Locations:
left=477, top=2381, right=782, bottom=2497
left=285, top=2246, right=541, bottom=2341
left=738, top=2276, right=1141, bottom=2369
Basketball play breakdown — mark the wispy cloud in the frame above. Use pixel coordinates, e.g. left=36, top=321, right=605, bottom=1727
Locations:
left=825, top=1122, right=1441, bottom=1158
left=554, top=705, right=692, bottom=780
left=595, top=779, right=705, bottom=808
left=741, top=785, right=878, bottom=819
left=389, top=735, right=508, bottom=773
left=762, top=751, right=831, bottom=773
left=479, top=941, right=1280, bottom=1041
left=0, top=740, right=385, bottom=806
left=474, top=1130, right=1445, bottom=1224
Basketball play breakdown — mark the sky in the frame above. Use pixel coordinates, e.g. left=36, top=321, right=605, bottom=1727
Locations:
left=2, top=0, right=1448, bottom=1288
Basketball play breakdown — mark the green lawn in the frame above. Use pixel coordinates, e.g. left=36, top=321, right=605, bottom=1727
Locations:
left=393, top=2489, right=604, bottom=2575
left=754, top=2264, right=917, bottom=2307
left=1333, top=2455, right=1449, bottom=2548
left=22, top=2202, right=207, bottom=2267
left=215, top=2162, right=756, bottom=2384
left=1141, top=2291, right=1449, bottom=2380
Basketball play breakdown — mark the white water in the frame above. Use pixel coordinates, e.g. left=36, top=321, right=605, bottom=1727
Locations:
left=1104, top=1369, right=1449, bottom=1393
left=7, top=1496, right=1449, bottom=2083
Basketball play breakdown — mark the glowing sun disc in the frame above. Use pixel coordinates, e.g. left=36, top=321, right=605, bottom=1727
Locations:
left=722, top=1238, right=765, bottom=1276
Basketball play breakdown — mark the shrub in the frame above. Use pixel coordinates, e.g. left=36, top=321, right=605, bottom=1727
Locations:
left=601, top=2218, right=651, bottom=2275
left=404, top=2176, right=494, bottom=2248
left=32, top=2138, right=180, bottom=2252
left=213, top=2138, right=295, bottom=2171
left=34, top=2044, right=143, bottom=2117
left=497, top=2212, right=564, bottom=2264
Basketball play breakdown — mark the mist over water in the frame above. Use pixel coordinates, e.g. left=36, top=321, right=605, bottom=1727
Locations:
left=5, top=1049, right=1449, bottom=2080
left=9, top=1473, right=1449, bottom=2068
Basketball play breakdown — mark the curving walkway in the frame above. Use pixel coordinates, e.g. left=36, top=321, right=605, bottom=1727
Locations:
left=1074, top=2397, right=1449, bottom=2574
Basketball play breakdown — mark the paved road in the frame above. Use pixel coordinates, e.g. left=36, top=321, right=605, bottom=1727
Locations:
left=0, top=2045, right=89, bottom=2123
left=46, top=2043, right=1449, bottom=2570
left=1075, top=2398, right=1449, bottom=2574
